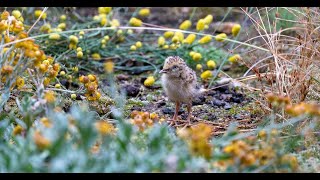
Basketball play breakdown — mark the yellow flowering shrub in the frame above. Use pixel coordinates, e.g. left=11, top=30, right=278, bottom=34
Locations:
left=158, top=36, right=166, bottom=46
left=206, top=60, right=216, bottom=69
left=232, top=24, right=241, bottom=36
left=179, top=20, right=192, bottom=30
left=192, top=53, right=202, bottom=61
left=164, top=31, right=174, bottom=39
left=183, top=34, right=196, bottom=44
left=215, top=33, right=227, bottom=42
left=200, top=70, right=212, bottom=80
left=228, top=54, right=241, bottom=63
left=196, top=19, right=205, bottom=31
left=198, top=35, right=212, bottom=44
left=129, top=17, right=143, bottom=26
left=144, top=76, right=155, bottom=87
left=138, top=8, right=150, bottom=17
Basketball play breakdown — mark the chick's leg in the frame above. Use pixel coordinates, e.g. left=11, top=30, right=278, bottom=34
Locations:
left=186, top=102, right=193, bottom=125
left=170, top=101, right=180, bottom=126
left=173, top=101, right=180, bottom=120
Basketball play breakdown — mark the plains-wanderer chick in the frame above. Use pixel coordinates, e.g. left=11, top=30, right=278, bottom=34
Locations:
left=160, top=56, right=204, bottom=125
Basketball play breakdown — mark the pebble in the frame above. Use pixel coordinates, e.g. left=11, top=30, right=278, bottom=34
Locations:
left=162, top=107, right=183, bottom=115
left=224, top=103, right=232, bottom=110
left=122, top=84, right=140, bottom=97
left=231, top=97, right=241, bottom=103
left=211, top=99, right=226, bottom=107
left=234, top=114, right=243, bottom=120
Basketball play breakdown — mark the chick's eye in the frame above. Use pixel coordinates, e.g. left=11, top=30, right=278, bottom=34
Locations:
left=172, top=65, right=178, bottom=70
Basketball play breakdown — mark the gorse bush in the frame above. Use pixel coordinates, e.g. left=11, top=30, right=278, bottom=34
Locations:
left=0, top=7, right=319, bottom=172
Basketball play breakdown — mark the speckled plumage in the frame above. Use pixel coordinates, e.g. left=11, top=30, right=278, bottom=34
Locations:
left=160, top=56, right=200, bottom=125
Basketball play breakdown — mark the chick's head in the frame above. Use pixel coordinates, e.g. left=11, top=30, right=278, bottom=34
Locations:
left=160, top=56, right=186, bottom=78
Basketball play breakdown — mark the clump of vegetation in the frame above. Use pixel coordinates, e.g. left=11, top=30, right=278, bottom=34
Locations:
left=0, top=7, right=319, bottom=172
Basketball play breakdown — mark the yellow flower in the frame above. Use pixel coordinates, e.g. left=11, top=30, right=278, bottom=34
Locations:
left=101, top=39, right=107, bottom=44
left=232, top=24, right=241, bottom=37
left=138, top=8, right=150, bottom=17
left=57, top=23, right=66, bottom=30
left=144, top=76, right=155, bottom=86
left=179, top=20, right=192, bottom=30
left=135, top=41, right=142, bottom=48
left=163, top=31, right=174, bottom=39
left=104, top=61, right=114, bottom=73
left=49, top=33, right=60, bottom=40
left=169, top=44, right=177, bottom=49
left=189, top=51, right=196, bottom=57
left=60, top=71, right=66, bottom=76
left=174, top=31, right=184, bottom=42
left=196, top=64, right=202, bottom=70
left=100, top=17, right=108, bottom=26
left=207, top=60, right=216, bottom=69
left=16, top=76, right=25, bottom=89
left=55, top=84, right=61, bottom=88
left=12, top=10, right=22, bottom=19
left=158, top=36, right=165, bottom=46
left=95, top=121, right=115, bottom=135
left=69, top=43, right=77, bottom=50
left=91, top=53, right=101, bottom=60
left=204, top=15, right=213, bottom=25
left=117, top=29, right=123, bottom=36
left=34, top=10, right=47, bottom=19
left=201, top=70, right=213, bottom=80
left=129, top=17, right=142, bottom=27
left=40, top=23, right=51, bottom=32
left=33, top=131, right=51, bottom=150
left=215, top=33, right=227, bottom=42
left=162, top=45, right=169, bottom=49
left=171, top=36, right=179, bottom=44
left=79, top=31, right=85, bottom=36
left=43, top=77, right=51, bottom=86
left=130, top=45, right=137, bottom=51
left=103, top=35, right=110, bottom=41
left=198, top=35, right=212, bottom=44
left=281, top=155, right=298, bottom=170
left=1, top=65, right=13, bottom=75
left=127, top=29, right=133, bottom=34
left=69, top=35, right=79, bottom=44
left=71, top=94, right=77, bottom=100
left=196, top=19, right=205, bottom=31
left=228, top=54, right=241, bottom=63
left=40, top=117, right=52, bottom=128
left=149, top=112, right=158, bottom=120
left=183, top=34, right=196, bottom=44
left=1, top=11, right=9, bottom=20
left=110, top=19, right=120, bottom=27
left=44, top=91, right=56, bottom=103
left=192, top=53, right=202, bottom=61
left=98, top=7, right=112, bottom=14
left=13, top=125, right=23, bottom=136
left=60, top=14, right=67, bottom=21
left=76, top=47, right=82, bottom=52
left=77, top=51, right=83, bottom=58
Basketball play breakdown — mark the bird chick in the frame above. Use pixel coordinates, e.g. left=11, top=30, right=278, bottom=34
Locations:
left=160, top=56, right=201, bottom=125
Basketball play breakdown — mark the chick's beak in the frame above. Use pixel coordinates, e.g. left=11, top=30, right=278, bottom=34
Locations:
left=159, top=69, right=167, bottom=74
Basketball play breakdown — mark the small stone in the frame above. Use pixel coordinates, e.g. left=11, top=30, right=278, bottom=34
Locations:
left=234, top=114, right=243, bottom=120
left=122, top=84, right=140, bottom=97
left=211, top=99, right=225, bottom=107
left=192, top=95, right=206, bottom=106
left=224, top=103, right=232, bottom=110
left=220, top=94, right=232, bottom=101
left=231, top=97, right=241, bottom=103
left=116, top=74, right=130, bottom=81
left=162, top=107, right=183, bottom=115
